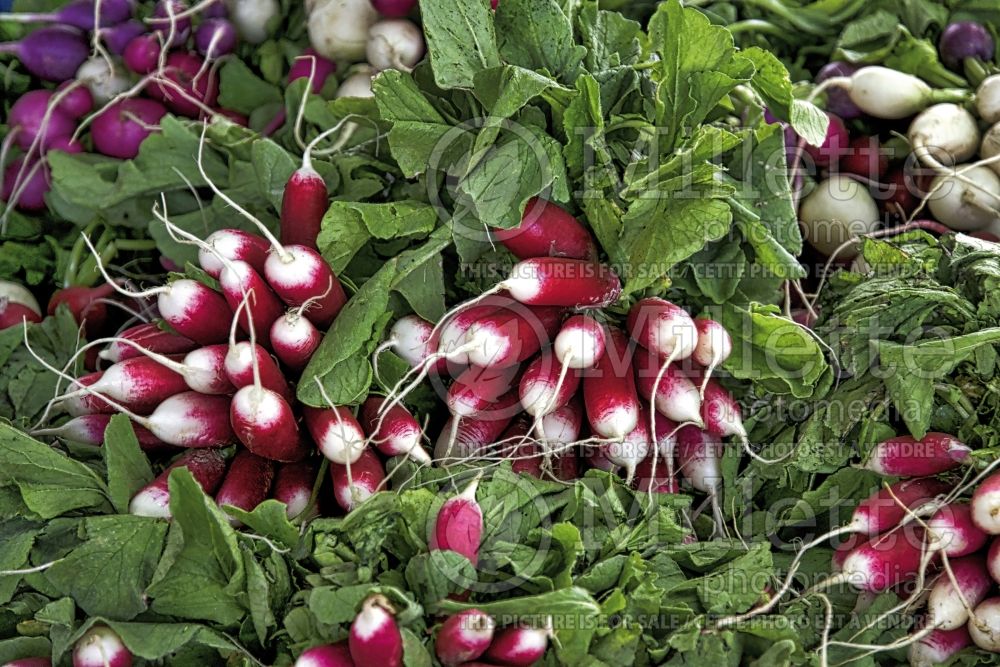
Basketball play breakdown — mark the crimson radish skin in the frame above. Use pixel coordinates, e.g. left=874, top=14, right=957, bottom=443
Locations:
left=62, top=372, right=116, bottom=416
left=651, top=409, right=678, bottom=458
left=294, top=641, right=354, bottom=667
left=927, top=555, right=991, bottom=630
left=271, top=312, right=322, bottom=372
left=538, top=398, right=584, bottom=446
left=501, top=257, right=621, bottom=308
left=633, top=455, right=679, bottom=494
left=304, top=406, right=367, bottom=464
left=218, top=261, right=285, bottom=346
left=4, top=658, right=52, bottom=666
left=699, top=380, right=743, bottom=439
left=273, top=461, right=318, bottom=520
left=429, top=477, right=483, bottom=565
left=349, top=594, right=403, bottom=667
left=988, top=538, right=1000, bottom=584
left=199, top=229, right=271, bottom=279
left=675, top=426, right=723, bottom=495
left=33, top=414, right=168, bottom=451
left=140, top=392, right=235, bottom=448
left=839, top=528, right=931, bottom=592
left=216, top=450, right=276, bottom=521
left=802, top=112, right=849, bottom=168
left=280, top=167, right=327, bottom=248
left=147, top=52, right=219, bottom=118
left=433, top=393, right=519, bottom=461
left=65, top=356, right=188, bottom=415
left=0, top=280, right=41, bottom=316
left=130, top=448, right=227, bottom=518
left=851, top=478, right=951, bottom=536
left=231, top=386, right=309, bottom=462
left=927, top=503, right=988, bottom=557
left=554, top=314, right=605, bottom=369
left=583, top=329, right=640, bottom=439
left=179, top=344, right=234, bottom=395
left=493, top=197, right=597, bottom=260
left=448, top=365, right=520, bottom=417
left=386, top=315, right=439, bottom=368
left=909, top=625, right=972, bottom=667
left=360, top=397, right=429, bottom=462
left=72, top=624, right=132, bottom=667
left=863, top=432, right=971, bottom=477
left=0, top=301, right=43, bottom=329
left=634, top=351, right=703, bottom=426
left=969, top=597, right=1000, bottom=652
left=435, top=609, right=495, bottom=665
left=436, top=295, right=515, bottom=363
left=331, top=447, right=385, bottom=511
left=100, top=322, right=196, bottom=363
left=971, top=471, right=1000, bottom=534
left=462, top=305, right=562, bottom=369
left=224, top=342, right=293, bottom=402
left=155, top=279, right=235, bottom=345
left=519, top=352, right=580, bottom=417
left=627, top=298, right=698, bottom=362
left=264, top=246, right=348, bottom=328
left=483, top=622, right=551, bottom=667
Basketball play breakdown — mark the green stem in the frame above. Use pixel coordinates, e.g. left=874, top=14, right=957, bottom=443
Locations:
left=727, top=19, right=787, bottom=38
left=928, top=88, right=973, bottom=105
left=64, top=220, right=101, bottom=288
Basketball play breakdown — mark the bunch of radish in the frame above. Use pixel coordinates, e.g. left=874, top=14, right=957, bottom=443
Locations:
left=785, top=21, right=1000, bottom=266
left=306, top=0, right=424, bottom=71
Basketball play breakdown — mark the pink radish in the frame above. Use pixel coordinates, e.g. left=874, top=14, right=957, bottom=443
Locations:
left=359, top=397, right=429, bottom=462
left=436, top=295, right=515, bottom=363
left=538, top=398, right=584, bottom=446
left=831, top=534, right=865, bottom=572
left=348, top=594, right=403, bottom=667
left=448, top=365, right=520, bottom=417
left=862, top=432, right=971, bottom=477
left=583, top=328, right=640, bottom=439
left=59, top=356, right=188, bottom=415
left=483, top=621, right=552, bottom=666
left=91, top=98, right=168, bottom=159
left=586, top=447, right=618, bottom=472
left=198, top=229, right=270, bottom=279
left=634, top=351, right=703, bottom=426
left=550, top=446, right=580, bottom=481
left=304, top=406, right=367, bottom=464
left=969, top=597, right=1000, bottom=651
left=215, top=450, right=276, bottom=521
left=218, top=260, right=285, bottom=347
left=294, top=642, right=354, bottom=667
left=383, top=315, right=439, bottom=368
left=273, top=461, right=318, bottom=520
left=838, top=527, right=931, bottom=592
left=0, top=301, right=43, bottom=329
left=178, top=344, right=234, bottom=395
left=100, top=322, right=196, bottom=363
left=271, top=310, right=322, bottom=372
left=500, top=258, right=621, bottom=308
left=224, top=342, right=293, bottom=402
left=692, top=317, right=731, bottom=394
left=435, top=609, right=495, bottom=665
left=971, top=471, right=1000, bottom=534
left=927, top=555, right=991, bottom=630
left=603, top=407, right=652, bottom=481
left=133, top=392, right=235, bottom=448
left=429, top=477, right=483, bottom=565
left=553, top=314, right=606, bottom=369
left=909, top=626, right=972, bottom=667
left=72, top=624, right=132, bottom=667
left=849, top=478, right=951, bottom=536
left=462, top=305, right=562, bottom=369
left=61, top=372, right=117, bottom=416
left=927, top=503, right=988, bottom=557
left=7, top=90, right=75, bottom=151
left=699, top=379, right=744, bottom=439
left=519, top=351, right=579, bottom=417
left=231, top=386, right=309, bottom=462
left=634, top=455, right=678, bottom=493
left=47, top=283, right=118, bottom=337
left=433, top=393, right=519, bottom=462
left=33, top=414, right=168, bottom=451
left=510, top=442, right=545, bottom=479
left=4, top=658, right=52, bottom=667
left=627, top=297, right=698, bottom=364
left=331, top=447, right=385, bottom=511
left=129, top=448, right=228, bottom=518
left=1, top=156, right=49, bottom=212
left=675, top=426, right=723, bottom=496
left=492, top=197, right=596, bottom=260
left=987, top=538, right=1000, bottom=584
left=280, top=160, right=328, bottom=249
left=147, top=52, right=219, bottom=118
left=264, top=245, right=347, bottom=328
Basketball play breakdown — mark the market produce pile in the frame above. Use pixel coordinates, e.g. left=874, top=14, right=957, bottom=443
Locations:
left=3, top=0, right=1000, bottom=665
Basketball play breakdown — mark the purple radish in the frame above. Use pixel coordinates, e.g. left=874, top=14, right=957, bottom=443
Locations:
left=371, top=0, right=417, bottom=18
left=482, top=621, right=552, bottom=666
left=360, top=397, right=429, bottom=463
left=195, top=17, right=237, bottom=59
left=583, top=328, right=640, bottom=439
left=122, top=33, right=162, bottom=74
left=149, top=0, right=191, bottom=47
left=98, top=19, right=146, bottom=55
left=2, top=157, right=49, bottom=212
left=129, top=448, right=227, bottom=518
left=271, top=311, right=322, bottom=373
left=863, top=432, right=971, bottom=477
left=430, top=477, right=482, bottom=565
left=231, top=386, right=309, bottom=462
left=802, top=112, right=849, bottom=168
left=91, top=98, right=168, bottom=159
left=940, top=21, right=995, bottom=71
left=987, top=538, right=1000, bottom=584
left=273, top=461, right=318, bottom=520
left=435, top=609, right=495, bottom=665
left=215, top=449, right=275, bottom=521
left=816, top=61, right=862, bottom=119
left=100, top=322, right=196, bottom=363
left=294, top=642, right=354, bottom=667
left=349, top=594, right=403, bottom=667
left=2, top=0, right=133, bottom=30
left=0, top=26, right=89, bottom=81
left=331, top=447, right=384, bottom=511
left=8, top=90, right=76, bottom=151
left=72, top=624, right=132, bottom=667
left=147, top=52, right=219, bottom=118
left=304, top=406, right=367, bottom=464
left=199, top=229, right=270, bottom=278
left=927, top=503, right=989, bottom=557
left=927, top=555, right=991, bottom=631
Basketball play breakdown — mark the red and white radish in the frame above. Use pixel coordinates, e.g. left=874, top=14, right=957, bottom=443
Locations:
left=383, top=315, right=438, bottom=368
left=850, top=477, right=951, bottom=536
left=634, top=454, right=678, bottom=494
left=231, top=386, right=309, bottom=462
left=927, top=503, right=989, bottom=557
left=137, top=392, right=235, bottom=448
left=969, top=597, right=1000, bottom=652
left=435, top=609, right=495, bottom=666
left=538, top=398, right=584, bottom=447
left=501, top=258, right=621, bottom=308
left=634, top=351, right=703, bottom=426
left=331, top=447, right=384, bottom=511
left=429, top=477, right=483, bottom=565
left=33, top=414, right=167, bottom=451
left=462, top=305, right=562, bottom=369
left=59, top=355, right=188, bottom=415
left=583, top=329, right=640, bottom=439
left=349, top=594, right=403, bottom=667
left=279, top=163, right=327, bottom=249
left=838, top=527, right=931, bottom=592
left=218, top=260, right=285, bottom=346
left=215, top=450, right=276, bottom=522
left=493, top=198, right=596, bottom=261
left=553, top=314, right=605, bottom=369
left=447, top=364, right=520, bottom=418
left=360, top=397, right=429, bottom=463
left=627, top=297, right=699, bottom=363
left=264, top=245, right=347, bottom=328
left=271, top=310, right=322, bottom=373
left=0, top=281, right=41, bottom=317
left=304, top=405, right=367, bottom=464
left=294, top=641, right=354, bottom=667
left=482, top=620, right=551, bottom=667
left=129, top=448, right=228, bottom=518
left=224, top=342, right=293, bottom=402
left=72, top=624, right=132, bottom=667
left=198, top=229, right=270, bottom=279
left=970, top=471, right=1000, bottom=534
left=675, top=426, right=723, bottom=498
left=433, top=393, right=518, bottom=462
left=863, top=432, right=971, bottom=477
left=435, top=295, right=515, bottom=363
left=519, top=352, right=579, bottom=417
left=273, top=461, right=318, bottom=520
left=179, top=344, right=234, bottom=395
left=100, top=322, right=196, bottom=363
left=909, top=625, right=972, bottom=667
left=692, top=317, right=731, bottom=394
left=603, top=407, right=652, bottom=481
left=0, top=300, right=43, bottom=329
left=927, top=555, right=991, bottom=631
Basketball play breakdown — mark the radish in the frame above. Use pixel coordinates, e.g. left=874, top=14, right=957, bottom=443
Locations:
left=482, top=621, right=551, bottom=667
left=977, top=75, right=1000, bottom=125
left=448, top=365, right=520, bottom=417
left=983, top=124, right=1000, bottom=177
left=359, top=397, right=429, bottom=462
left=0, top=0, right=133, bottom=30
left=845, top=478, right=952, bottom=536
left=927, top=555, right=991, bottom=630
left=289, top=48, right=337, bottom=89
left=133, top=392, right=235, bottom=448
left=0, top=300, right=44, bottom=329
left=178, top=344, right=234, bottom=394
left=0, top=26, right=89, bottom=82
left=264, top=245, right=348, bottom=328
left=91, top=98, right=168, bottom=159
left=8, top=90, right=76, bottom=151
left=700, top=379, right=746, bottom=440
left=72, top=624, right=132, bottom=667
left=586, top=447, right=618, bottom=472
left=149, top=0, right=191, bottom=47
left=634, top=454, right=678, bottom=493
left=627, top=297, right=698, bottom=364
left=675, top=426, right=724, bottom=511
left=510, top=442, right=545, bottom=479
left=538, top=398, right=583, bottom=447
left=972, top=471, right=1000, bottom=534
left=927, top=503, right=989, bottom=557
left=100, top=322, right=196, bottom=363
left=969, top=597, right=1000, bottom=651
left=371, top=0, right=416, bottom=16
left=802, top=112, right=849, bottom=168
left=583, top=329, right=640, bottom=439
left=337, top=67, right=375, bottom=98
left=939, top=21, right=994, bottom=71
left=279, top=164, right=327, bottom=250
left=819, top=67, right=943, bottom=120
left=838, top=528, right=930, bottom=592
left=198, top=229, right=270, bottom=279
left=366, top=19, right=424, bottom=71
left=908, top=104, right=980, bottom=168
left=231, top=385, right=309, bottom=462
left=225, top=0, right=279, bottom=44
left=3, top=658, right=52, bottom=667
left=59, top=355, right=188, bottom=414
left=195, top=18, right=238, bottom=59
left=307, top=0, right=379, bottom=62
left=218, top=260, right=285, bottom=346
left=1, top=157, right=49, bottom=212
left=273, top=461, right=318, bottom=520
left=553, top=314, right=605, bottom=369
left=294, top=642, right=354, bottom=667
left=462, top=305, right=562, bottom=369
left=927, top=166, right=1000, bottom=231
left=271, top=310, right=322, bottom=372
left=433, top=394, right=518, bottom=462
left=603, top=407, right=652, bottom=481
left=519, top=352, right=579, bottom=417
left=382, top=315, right=437, bottom=368
left=634, top=351, right=703, bottom=426
left=501, top=257, right=621, bottom=308
left=147, top=52, right=219, bottom=118
left=74, top=56, right=131, bottom=105
left=349, top=594, right=403, bottom=667
left=331, top=447, right=385, bottom=511
left=816, top=61, right=862, bottom=119
left=862, top=432, right=971, bottom=477
left=909, top=626, right=972, bottom=667
left=215, top=449, right=276, bottom=521
left=129, top=448, right=227, bottom=518
left=304, top=406, right=367, bottom=464
left=435, top=609, right=495, bottom=666
left=840, top=136, right=889, bottom=180
left=98, top=19, right=146, bottom=56
left=0, top=281, right=41, bottom=317
left=799, top=175, right=880, bottom=258
left=62, top=372, right=117, bottom=416
left=436, top=295, right=515, bottom=364
left=47, top=283, right=118, bottom=337
left=33, top=414, right=167, bottom=451
left=224, top=342, right=293, bottom=401
left=691, top=317, right=731, bottom=393
left=429, top=477, right=483, bottom=565
left=493, top=197, right=597, bottom=261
